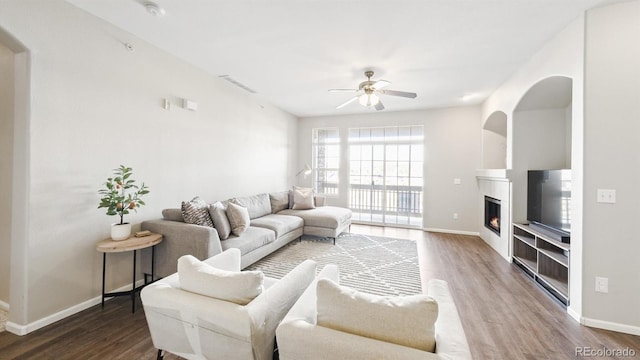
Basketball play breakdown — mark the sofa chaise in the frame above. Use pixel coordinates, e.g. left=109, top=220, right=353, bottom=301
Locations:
left=142, top=190, right=352, bottom=278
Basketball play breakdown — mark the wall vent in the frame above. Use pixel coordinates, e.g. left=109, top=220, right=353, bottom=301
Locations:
left=219, top=75, right=257, bottom=94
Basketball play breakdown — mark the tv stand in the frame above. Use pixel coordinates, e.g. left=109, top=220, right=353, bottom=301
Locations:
left=512, top=223, right=570, bottom=306
left=528, top=222, right=570, bottom=244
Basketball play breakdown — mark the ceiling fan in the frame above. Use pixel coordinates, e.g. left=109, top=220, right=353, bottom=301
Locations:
left=329, top=70, right=417, bottom=111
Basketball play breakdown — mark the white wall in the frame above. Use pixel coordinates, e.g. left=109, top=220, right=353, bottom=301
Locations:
left=299, top=106, right=481, bottom=234
left=482, top=15, right=586, bottom=319
left=512, top=108, right=571, bottom=223
left=0, top=0, right=297, bottom=329
left=482, top=130, right=507, bottom=169
left=582, top=0, right=640, bottom=333
left=0, top=42, right=13, bottom=307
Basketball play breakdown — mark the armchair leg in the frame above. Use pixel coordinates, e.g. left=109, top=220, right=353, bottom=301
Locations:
left=156, top=349, right=164, bottom=360
left=273, top=338, right=280, bottom=360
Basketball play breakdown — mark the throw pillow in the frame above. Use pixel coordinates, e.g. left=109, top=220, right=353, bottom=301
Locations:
left=208, top=201, right=232, bottom=240
left=226, top=203, right=250, bottom=236
left=269, top=191, right=290, bottom=213
left=232, top=193, right=272, bottom=219
left=178, top=255, right=264, bottom=305
left=181, top=197, right=214, bottom=227
left=316, top=279, right=438, bottom=353
left=292, top=187, right=315, bottom=210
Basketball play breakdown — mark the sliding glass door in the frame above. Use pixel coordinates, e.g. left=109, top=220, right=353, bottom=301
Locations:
left=348, top=126, right=423, bottom=227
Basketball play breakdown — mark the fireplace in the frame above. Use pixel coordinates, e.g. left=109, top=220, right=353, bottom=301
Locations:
left=484, top=196, right=501, bottom=236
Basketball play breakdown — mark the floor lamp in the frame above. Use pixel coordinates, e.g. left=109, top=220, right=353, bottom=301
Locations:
left=296, top=164, right=312, bottom=181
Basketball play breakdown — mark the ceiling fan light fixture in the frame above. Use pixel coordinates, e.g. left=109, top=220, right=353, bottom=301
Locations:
left=359, top=93, right=379, bottom=106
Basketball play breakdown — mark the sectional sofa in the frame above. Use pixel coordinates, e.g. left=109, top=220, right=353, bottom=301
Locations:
left=142, top=191, right=352, bottom=277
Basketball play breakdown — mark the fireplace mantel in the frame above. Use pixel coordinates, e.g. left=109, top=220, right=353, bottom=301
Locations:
left=475, top=169, right=512, bottom=181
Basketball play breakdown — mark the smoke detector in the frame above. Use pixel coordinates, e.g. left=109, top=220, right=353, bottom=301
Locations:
left=144, top=1, right=166, bottom=17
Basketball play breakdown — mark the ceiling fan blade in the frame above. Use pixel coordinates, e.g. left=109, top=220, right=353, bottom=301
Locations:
left=336, top=95, right=360, bottom=109
left=379, top=89, right=417, bottom=98
left=329, top=89, right=359, bottom=92
left=374, top=101, right=385, bottom=111
left=373, top=80, right=390, bottom=89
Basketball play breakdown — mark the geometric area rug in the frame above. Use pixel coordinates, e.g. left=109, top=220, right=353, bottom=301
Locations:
left=245, top=233, right=422, bottom=296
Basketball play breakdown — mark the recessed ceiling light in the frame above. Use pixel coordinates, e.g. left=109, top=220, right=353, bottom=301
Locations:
left=144, top=1, right=166, bottom=17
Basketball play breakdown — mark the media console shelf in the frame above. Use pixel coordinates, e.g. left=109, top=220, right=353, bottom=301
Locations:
left=512, top=223, right=570, bottom=306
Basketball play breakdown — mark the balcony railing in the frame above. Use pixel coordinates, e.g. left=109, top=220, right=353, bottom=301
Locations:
left=349, top=183, right=422, bottom=215
left=315, top=183, right=423, bottom=225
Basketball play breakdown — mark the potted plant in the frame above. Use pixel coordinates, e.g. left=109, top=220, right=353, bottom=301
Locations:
left=98, top=165, right=149, bottom=240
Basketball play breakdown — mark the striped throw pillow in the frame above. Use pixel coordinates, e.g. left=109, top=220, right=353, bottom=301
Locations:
left=181, top=196, right=214, bottom=227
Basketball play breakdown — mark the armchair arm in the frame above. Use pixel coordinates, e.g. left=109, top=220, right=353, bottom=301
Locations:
left=427, top=280, right=472, bottom=359
left=142, top=219, right=223, bottom=278
left=281, top=264, right=339, bottom=323
left=246, top=259, right=317, bottom=360
left=277, top=322, right=441, bottom=360
left=141, top=279, right=253, bottom=355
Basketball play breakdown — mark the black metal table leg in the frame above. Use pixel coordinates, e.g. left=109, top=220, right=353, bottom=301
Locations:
left=131, top=249, right=137, bottom=313
left=151, top=244, right=156, bottom=283
left=97, top=233, right=162, bottom=314
left=101, top=253, right=106, bottom=308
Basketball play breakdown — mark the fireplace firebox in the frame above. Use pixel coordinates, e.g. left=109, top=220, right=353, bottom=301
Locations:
left=484, top=196, right=501, bottom=235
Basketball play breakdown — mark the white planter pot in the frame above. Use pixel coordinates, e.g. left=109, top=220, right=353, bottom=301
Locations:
left=111, top=223, right=132, bottom=241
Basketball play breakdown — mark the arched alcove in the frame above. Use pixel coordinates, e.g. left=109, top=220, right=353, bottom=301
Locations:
left=482, top=111, right=507, bottom=169
left=511, top=76, right=573, bottom=224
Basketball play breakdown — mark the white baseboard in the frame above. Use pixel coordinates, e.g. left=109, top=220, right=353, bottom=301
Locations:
left=423, top=228, right=480, bottom=236
left=6, top=279, right=146, bottom=336
left=0, top=299, right=9, bottom=312
left=567, top=306, right=581, bottom=323
left=580, top=316, right=640, bottom=336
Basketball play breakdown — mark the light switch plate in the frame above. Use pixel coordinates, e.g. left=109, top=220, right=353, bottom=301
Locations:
left=597, top=189, right=616, bottom=204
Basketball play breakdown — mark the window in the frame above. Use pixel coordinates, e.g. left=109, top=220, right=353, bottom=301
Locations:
left=348, top=125, right=424, bottom=226
left=312, top=128, right=340, bottom=196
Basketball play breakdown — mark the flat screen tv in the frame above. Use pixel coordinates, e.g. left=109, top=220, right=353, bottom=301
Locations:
left=527, top=169, right=571, bottom=237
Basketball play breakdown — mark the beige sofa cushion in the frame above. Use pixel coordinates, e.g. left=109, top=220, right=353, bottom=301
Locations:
left=208, top=201, right=232, bottom=240
left=279, top=206, right=351, bottom=228
left=226, top=203, right=250, bottom=236
left=177, top=254, right=264, bottom=305
left=220, top=226, right=276, bottom=255
left=316, top=278, right=438, bottom=353
left=232, top=193, right=272, bottom=219
left=250, top=214, right=304, bottom=238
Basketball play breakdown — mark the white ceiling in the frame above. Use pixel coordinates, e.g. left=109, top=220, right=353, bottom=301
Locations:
left=65, top=0, right=608, bottom=118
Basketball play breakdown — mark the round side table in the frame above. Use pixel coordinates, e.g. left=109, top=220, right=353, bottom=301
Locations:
left=96, top=233, right=163, bottom=313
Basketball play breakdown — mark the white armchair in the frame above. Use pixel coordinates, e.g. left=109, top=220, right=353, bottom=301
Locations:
left=141, top=248, right=317, bottom=360
left=276, top=265, right=472, bottom=360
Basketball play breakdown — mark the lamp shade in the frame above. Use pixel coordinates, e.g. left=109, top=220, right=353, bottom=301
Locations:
left=296, top=164, right=313, bottom=177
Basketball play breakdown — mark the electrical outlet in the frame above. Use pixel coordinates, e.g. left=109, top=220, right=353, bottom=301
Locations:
left=453, top=178, right=461, bottom=185
left=453, top=213, right=459, bottom=220
left=595, top=276, right=609, bottom=293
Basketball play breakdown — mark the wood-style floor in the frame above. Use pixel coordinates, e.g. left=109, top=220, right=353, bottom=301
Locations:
left=1, top=225, right=639, bottom=359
